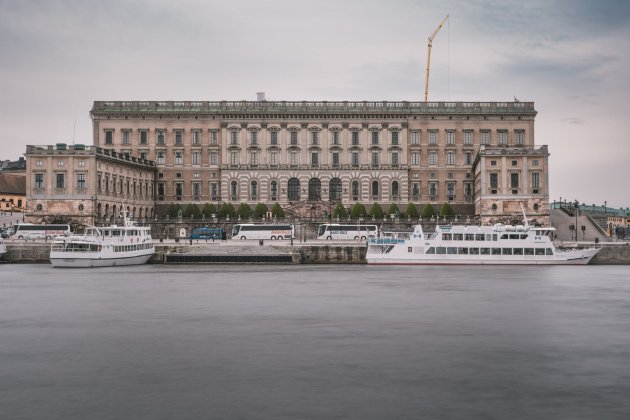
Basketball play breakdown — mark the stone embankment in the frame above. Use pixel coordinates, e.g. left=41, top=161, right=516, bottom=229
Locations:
left=2, top=240, right=629, bottom=264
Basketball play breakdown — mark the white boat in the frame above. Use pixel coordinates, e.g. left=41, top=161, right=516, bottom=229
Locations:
left=366, top=220, right=600, bottom=266
left=0, top=238, right=6, bottom=259
left=49, top=213, right=155, bottom=268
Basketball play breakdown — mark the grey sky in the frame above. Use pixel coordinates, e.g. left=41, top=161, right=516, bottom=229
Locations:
left=1, top=0, right=628, bottom=207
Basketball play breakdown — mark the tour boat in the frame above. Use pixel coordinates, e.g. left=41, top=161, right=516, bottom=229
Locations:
left=49, top=214, right=155, bottom=268
left=366, top=218, right=600, bottom=265
left=0, top=238, right=6, bottom=259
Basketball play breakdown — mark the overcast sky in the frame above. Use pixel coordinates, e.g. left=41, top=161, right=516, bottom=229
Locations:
left=1, top=0, right=628, bottom=208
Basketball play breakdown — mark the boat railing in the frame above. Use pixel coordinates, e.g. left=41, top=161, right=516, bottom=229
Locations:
left=369, top=237, right=406, bottom=245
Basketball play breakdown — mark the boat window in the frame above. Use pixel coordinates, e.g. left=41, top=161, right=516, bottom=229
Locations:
left=513, top=248, right=523, bottom=255
left=524, top=248, right=534, bottom=255
left=485, top=234, right=493, bottom=241
left=442, top=233, right=452, bottom=241
left=458, top=247, right=468, bottom=255
left=475, top=234, right=485, bottom=241
left=509, top=234, right=519, bottom=240
left=520, top=234, right=528, bottom=239
left=469, top=248, right=479, bottom=255
left=453, top=234, right=463, bottom=241
left=447, top=247, right=457, bottom=254
left=465, top=234, right=475, bottom=241
left=407, top=247, right=412, bottom=253
left=492, top=248, right=501, bottom=255
left=501, top=234, right=509, bottom=239
left=436, top=247, right=446, bottom=254
left=535, top=248, right=546, bottom=255
left=502, top=248, right=513, bottom=255
left=546, top=248, right=553, bottom=255
left=426, top=247, right=435, bottom=254
left=112, top=230, right=121, bottom=236
left=492, top=234, right=498, bottom=241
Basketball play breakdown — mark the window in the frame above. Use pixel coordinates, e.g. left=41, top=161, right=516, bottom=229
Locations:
left=465, top=152, right=472, bottom=165
left=371, top=152, right=379, bottom=166
left=332, top=152, right=340, bottom=167
left=352, top=131, right=359, bottom=145
left=311, top=152, right=319, bottom=166
left=140, top=130, right=148, bottom=145
left=371, top=180, right=379, bottom=198
left=465, top=183, right=473, bottom=197
left=391, top=151, right=399, bottom=166
left=532, top=172, right=540, bottom=189
left=371, top=131, right=379, bottom=145
left=250, top=181, right=258, bottom=199
left=391, top=180, right=399, bottom=199
left=429, top=131, right=437, bottom=145
left=78, top=160, right=85, bottom=167
left=251, top=131, right=258, bottom=145
left=481, top=131, right=490, bottom=145
left=192, top=182, right=201, bottom=200
left=175, top=130, right=183, bottom=145
left=77, top=173, right=86, bottom=189
left=105, top=130, right=113, bottom=145
left=35, top=173, right=44, bottom=188
left=490, top=173, right=498, bottom=189
left=57, top=160, right=64, bottom=167
left=511, top=173, right=519, bottom=188
left=192, top=151, right=201, bottom=165
left=231, top=131, right=238, bottom=145
left=429, top=151, right=437, bottom=165
left=157, top=183, right=164, bottom=199
left=464, top=131, right=472, bottom=145
left=175, top=152, right=183, bottom=165
left=157, top=151, right=165, bottom=165
left=56, top=173, right=65, bottom=189
left=512, top=160, right=518, bottom=166
left=446, top=131, right=455, bottom=145
left=332, top=131, right=340, bottom=145
left=230, top=151, right=238, bottom=165
left=311, top=131, right=318, bottom=145
left=250, top=151, right=258, bottom=165
left=352, top=180, right=359, bottom=199
left=429, top=182, right=437, bottom=197
left=271, top=151, right=278, bottom=166
left=411, top=152, right=420, bottom=165
left=231, top=181, right=238, bottom=199
left=210, top=182, right=218, bottom=198
left=270, top=181, right=278, bottom=200
left=412, top=183, right=420, bottom=197
left=270, top=131, right=278, bottom=145
left=290, top=151, right=298, bottom=166
left=447, top=151, right=455, bottom=165
left=351, top=151, right=359, bottom=166
left=498, top=131, right=507, bottom=145
left=210, top=130, right=218, bottom=145
left=515, top=131, right=524, bottom=145
left=36, top=160, right=43, bottom=167
left=330, top=178, right=342, bottom=201
left=411, top=131, right=420, bottom=145
left=210, top=151, right=218, bottom=165
left=290, top=131, right=298, bottom=145
left=491, top=160, right=497, bottom=166
left=175, top=182, right=183, bottom=200
left=157, top=130, right=165, bottom=145
left=288, top=178, right=300, bottom=201
left=122, top=130, right=131, bottom=145
left=192, top=130, right=201, bottom=145
left=532, top=159, right=539, bottom=166
left=447, top=182, right=455, bottom=197
left=391, top=131, right=399, bottom=145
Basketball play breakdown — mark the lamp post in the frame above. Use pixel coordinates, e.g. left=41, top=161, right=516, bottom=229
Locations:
left=574, top=200, right=579, bottom=241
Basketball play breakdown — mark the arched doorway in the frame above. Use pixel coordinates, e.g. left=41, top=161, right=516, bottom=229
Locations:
left=308, top=178, right=321, bottom=201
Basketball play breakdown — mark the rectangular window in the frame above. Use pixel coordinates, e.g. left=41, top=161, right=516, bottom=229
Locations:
left=270, top=131, right=278, bottom=145
left=429, top=151, right=437, bottom=165
left=446, top=131, right=455, bottom=145
left=371, top=131, right=379, bottom=145
left=532, top=172, right=540, bottom=189
left=465, top=152, right=472, bottom=165
left=391, top=131, right=399, bottom=145
left=332, top=131, right=340, bottom=145
left=77, top=173, right=86, bottom=189
left=352, top=131, right=359, bottom=145
left=157, top=130, right=165, bottom=145
left=192, top=182, right=201, bottom=200
left=157, top=151, right=165, bottom=164
left=411, top=152, right=420, bottom=165
left=515, top=131, right=524, bottom=145
left=140, top=130, right=148, bottom=145
left=481, top=131, right=490, bottom=145
left=311, top=152, right=319, bottom=166
left=332, top=152, right=340, bottom=167
left=175, top=182, right=183, bottom=200
left=290, top=151, right=298, bottom=165
left=351, top=151, right=359, bottom=166
left=211, top=182, right=218, bottom=198
left=311, top=131, right=318, bottom=145
left=231, top=131, right=238, bottom=145
left=511, top=173, right=519, bottom=188
left=411, top=131, right=420, bottom=145
left=391, top=152, right=399, bottom=166
left=464, top=131, right=472, bottom=145
left=465, top=183, right=473, bottom=196
left=175, top=152, right=183, bottom=165
left=290, top=131, right=298, bottom=145
left=251, top=131, right=258, bottom=145
left=210, top=151, right=218, bottom=165
left=122, top=130, right=131, bottom=145
left=490, top=173, right=498, bottom=189
left=210, top=130, right=218, bottom=145
left=412, top=183, right=420, bottom=197
left=35, top=173, right=44, bottom=188
left=429, top=131, right=437, bottom=145
left=105, top=130, right=113, bottom=145
left=56, top=173, right=65, bottom=189
left=175, top=130, right=183, bottom=145
left=447, top=182, right=455, bottom=196
left=36, top=160, right=43, bottom=167
left=192, top=130, right=201, bottom=145
left=231, top=151, right=238, bottom=165
left=140, top=151, right=147, bottom=160
left=271, top=151, right=278, bottom=166
left=192, top=151, right=201, bottom=165
left=447, top=152, right=455, bottom=165
left=498, top=131, right=507, bottom=145
left=250, top=152, right=258, bottom=165
left=371, top=152, right=379, bottom=166
left=429, top=182, right=437, bottom=197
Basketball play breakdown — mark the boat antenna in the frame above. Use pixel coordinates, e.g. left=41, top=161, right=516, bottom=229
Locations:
left=520, top=203, right=529, bottom=228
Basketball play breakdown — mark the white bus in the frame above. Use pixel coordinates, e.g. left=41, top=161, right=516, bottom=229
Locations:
left=231, top=223, right=294, bottom=240
left=317, top=224, right=379, bottom=241
left=10, top=223, right=71, bottom=240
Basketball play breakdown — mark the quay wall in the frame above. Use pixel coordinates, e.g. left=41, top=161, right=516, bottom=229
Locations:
left=2, top=242, right=629, bottom=265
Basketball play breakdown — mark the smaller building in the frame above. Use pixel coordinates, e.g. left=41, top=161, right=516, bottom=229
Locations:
left=25, top=144, right=157, bottom=226
left=0, top=173, right=26, bottom=212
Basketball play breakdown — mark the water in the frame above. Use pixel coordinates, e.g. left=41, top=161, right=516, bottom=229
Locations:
left=1, top=264, right=630, bottom=420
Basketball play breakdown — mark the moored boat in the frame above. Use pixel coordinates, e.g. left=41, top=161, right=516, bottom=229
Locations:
left=49, top=213, right=155, bottom=268
left=0, top=238, right=6, bottom=259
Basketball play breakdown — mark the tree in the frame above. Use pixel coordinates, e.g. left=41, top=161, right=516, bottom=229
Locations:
left=218, top=203, right=235, bottom=218
left=236, top=203, right=252, bottom=218
left=439, top=202, right=454, bottom=218
left=201, top=203, right=217, bottom=218
left=332, top=203, right=348, bottom=218
left=369, top=203, right=384, bottom=218
left=271, top=202, right=285, bottom=218
left=351, top=203, right=367, bottom=218
left=183, top=203, right=201, bottom=218
left=253, top=203, right=268, bottom=219
left=421, top=203, right=437, bottom=218
left=167, top=203, right=182, bottom=218
left=405, top=203, right=419, bottom=218
left=387, top=203, right=401, bottom=218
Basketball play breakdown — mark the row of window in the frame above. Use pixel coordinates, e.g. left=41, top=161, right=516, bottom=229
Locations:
left=425, top=247, right=553, bottom=256
left=34, top=173, right=87, bottom=190
left=489, top=173, right=541, bottom=189
left=34, top=159, right=86, bottom=168
left=105, top=129, right=219, bottom=146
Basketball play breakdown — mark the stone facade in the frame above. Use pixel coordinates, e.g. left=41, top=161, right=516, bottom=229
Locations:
left=25, top=144, right=156, bottom=226
left=89, top=100, right=547, bottom=222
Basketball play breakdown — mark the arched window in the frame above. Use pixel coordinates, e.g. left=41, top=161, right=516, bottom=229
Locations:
left=230, top=180, right=238, bottom=200
left=371, top=181, right=379, bottom=199
left=308, top=178, right=321, bottom=201
left=329, top=178, right=342, bottom=201
left=270, top=181, right=278, bottom=201
left=251, top=181, right=258, bottom=200
left=391, top=181, right=399, bottom=199
left=351, top=180, right=360, bottom=200
left=288, top=178, right=300, bottom=201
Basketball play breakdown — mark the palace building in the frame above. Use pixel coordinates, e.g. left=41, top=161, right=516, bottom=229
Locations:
left=26, top=100, right=550, bottom=225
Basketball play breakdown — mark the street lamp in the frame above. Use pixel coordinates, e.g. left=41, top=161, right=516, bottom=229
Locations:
left=574, top=200, right=579, bottom=241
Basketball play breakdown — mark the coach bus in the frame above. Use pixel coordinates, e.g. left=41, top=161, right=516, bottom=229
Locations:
left=316, top=223, right=379, bottom=241
left=231, top=223, right=294, bottom=240
left=10, top=223, right=71, bottom=240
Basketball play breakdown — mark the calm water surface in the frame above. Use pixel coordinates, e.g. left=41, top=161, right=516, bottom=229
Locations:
left=1, top=264, right=630, bottom=420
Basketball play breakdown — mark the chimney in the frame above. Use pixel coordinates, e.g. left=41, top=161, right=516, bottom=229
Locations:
left=256, top=92, right=266, bottom=101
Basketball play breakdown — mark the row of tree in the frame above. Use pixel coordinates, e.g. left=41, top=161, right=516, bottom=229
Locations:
left=165, top=202, right=456, bottom=220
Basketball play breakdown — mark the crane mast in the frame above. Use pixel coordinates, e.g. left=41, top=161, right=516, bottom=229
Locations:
left=424, top=14, right=449, bottom=102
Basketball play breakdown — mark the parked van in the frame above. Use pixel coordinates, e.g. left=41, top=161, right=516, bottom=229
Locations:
left=187, top=227, right=224, bottom=240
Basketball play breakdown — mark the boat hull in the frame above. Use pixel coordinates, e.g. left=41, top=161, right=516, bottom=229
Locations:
left=50, top=252, right=153, bottom=268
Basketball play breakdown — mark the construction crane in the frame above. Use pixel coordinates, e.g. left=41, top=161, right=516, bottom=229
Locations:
left=424, top=14, right=449, bottom=102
